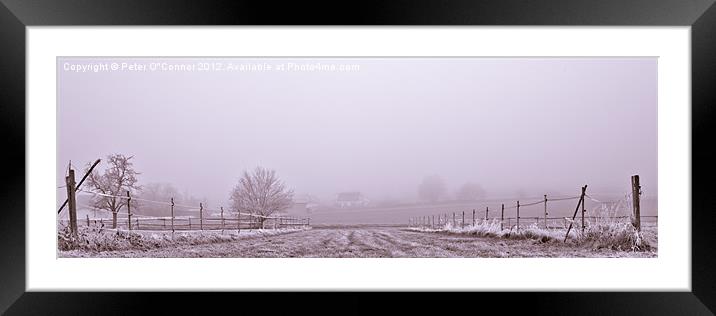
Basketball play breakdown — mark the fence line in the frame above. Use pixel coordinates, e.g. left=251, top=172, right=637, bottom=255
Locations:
left=75, top=189, right=304, bottom=220
left=59, top=215, right=310, bottom=232
left=60, top=188, right=310, bottom=232
left=408, top=182, right=652, bottom=236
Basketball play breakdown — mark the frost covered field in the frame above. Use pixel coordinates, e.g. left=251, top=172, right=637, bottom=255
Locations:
left=58, top=224, right=656, bottom=258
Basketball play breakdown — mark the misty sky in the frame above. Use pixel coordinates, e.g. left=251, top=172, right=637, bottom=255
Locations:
left=57, top=57, right=657, bottom=206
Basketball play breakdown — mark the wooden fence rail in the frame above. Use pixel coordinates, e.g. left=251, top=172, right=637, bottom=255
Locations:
left=60, top=215, right=311, bottom=232
left=59, top=182, right=311, bottom=234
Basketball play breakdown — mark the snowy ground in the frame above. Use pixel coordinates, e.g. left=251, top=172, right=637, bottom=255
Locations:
left=59, top=225, right=656, bottom=258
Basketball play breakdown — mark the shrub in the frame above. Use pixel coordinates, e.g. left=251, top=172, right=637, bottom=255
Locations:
left=411, top=210, right=650, bottom=251
left=58, top=225, right=309, bottom=252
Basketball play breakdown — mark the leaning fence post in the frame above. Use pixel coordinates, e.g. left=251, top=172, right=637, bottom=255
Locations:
left=631, top=175, right=641, bottom=232
left=564, top=185, right=588, bottom=242
left=581, top=190, right=587, bottom=233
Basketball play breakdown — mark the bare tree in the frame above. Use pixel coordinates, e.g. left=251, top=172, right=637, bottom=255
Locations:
left=456, top=182, right=486, bottom=201
left=229, top=167, right=294, bottom=228
left=84, top=154, right=141, bottom=228
left=418, top=175, right=446, bottom=203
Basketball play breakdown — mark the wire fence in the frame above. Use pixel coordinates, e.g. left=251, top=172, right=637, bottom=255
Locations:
left=409, top=187, right=656, bottom=232
left=409, top=213, right=657, bottom=231
left=58, top=189, right=310, bottom=232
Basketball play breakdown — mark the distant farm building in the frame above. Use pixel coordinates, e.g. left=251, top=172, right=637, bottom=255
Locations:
left=334, top=192, right=370, bottom=209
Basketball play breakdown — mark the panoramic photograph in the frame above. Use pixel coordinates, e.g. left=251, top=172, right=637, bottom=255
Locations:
left=56, top=57, right=657, bottom=258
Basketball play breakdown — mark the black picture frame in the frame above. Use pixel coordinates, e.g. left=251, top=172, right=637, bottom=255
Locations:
left=1, top=0, right=715, bottom=314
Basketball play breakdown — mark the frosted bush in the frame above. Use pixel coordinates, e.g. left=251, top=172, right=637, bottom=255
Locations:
left=410, top=210, right=650, bottom=251
left=58, top=225, right=309, bottom=252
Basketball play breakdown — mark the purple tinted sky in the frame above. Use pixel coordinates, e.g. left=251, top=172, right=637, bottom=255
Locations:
left=58, top=57, right=657, bottom=205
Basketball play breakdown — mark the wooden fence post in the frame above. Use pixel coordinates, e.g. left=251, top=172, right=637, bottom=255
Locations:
left=221, top=206, right=225, bottom=231
left=57, top=159, right=101, bottom=215
left=199, top=202, right=203, bottom=231
left=485, top=207, right=488, bottom=221
left=126, top=191, right=132, bottom=231
left=581, top=190, right=586, bottom=233
left=501, top=204, right=504, bottom=230
left=170, top=197, right=175, bottom=235
left=461, top=211, right=465, bottom=228
left=452, top=212, right=456, bottom=226
left=237, top=211, right=241, bottom=234
left=516, top=201, right=520, bottom=232
left=432, top=215, right=435, bottom=229
left=86, top=214, right=90, bottom=227
left=564, top=185, right=588, bottom=242
left=472, top=209, right=475, bottom=226
left=544, top=195, right=548, bottom=229
left=65, top=169, right=78, bottom=236
left=631, top=175, right=641, bottom=232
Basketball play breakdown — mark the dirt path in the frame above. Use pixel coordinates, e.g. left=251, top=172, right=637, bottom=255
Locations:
left=62, top=226, right=656, bottom=258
